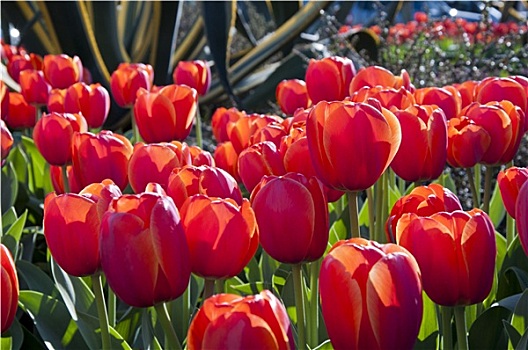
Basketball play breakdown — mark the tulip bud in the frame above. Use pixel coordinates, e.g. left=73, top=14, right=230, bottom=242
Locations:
left=276, top=79, right=311, bottom=115
left=64, top=82, right=111, bottom=129
left=306, top=56, right=355, bottom=103
left=172, top=60, right=211, bottom=96
left=497, top=167, right=528, bottom=218
left=43, top=54, right=83, bottom=89
left=1, top=244, right=19, bottom=333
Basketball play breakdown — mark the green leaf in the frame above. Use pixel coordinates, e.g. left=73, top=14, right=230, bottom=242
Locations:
left=225, top=276, right=245, bottom=295
left=1, top=161, right=18, bottom=214
left=1, top=316, right=24, bottom=350
left=231, top=281, right=266, bottom=295
left=260, top=250, right=279, bottom=288
left=388, top=183, right=402, bottom=212
left=489, top=182, right=506, bottom=228
left=327, top=219, right=347, bottom=253
left=141, top=308, right=163, bottom=350
left=418, top=292, right=438, bottom=341
left=512, top=289, right=528, bottom=337
left=311, top=339, right=333, bottom=350
left=244, top=256, right=261, bottom=283
left=485, top=231, right=508, bottom=308
left=497, top=236, right=528, bottom=300
left=433, top=171, right=457, bottom=194
left=516, top=327, right=528, bottom=350
left=20, top=135, right=53, bottom=197
left=358, top=198, right=370, bottom=228
left=468, top=306, right=510, bottom=350
left=2, top=207, right=18, bottom=231
left=16, top=259, right=60, bottom=298
left=1, top=210, right=27, bottom=258
left=114, top=307, right=142, bottom=345
left=503, top=320, right=521, bottom=349
left=18, top=291, right=89, bottom=349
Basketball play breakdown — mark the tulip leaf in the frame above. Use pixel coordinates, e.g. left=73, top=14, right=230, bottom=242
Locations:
left=489, top=182, right=506, bottom=228
left=503, top=320, right=522, bottom=349
left=1, top=161, right=18, bottom=215
left=468, top=305, right=510, bottom=350
left=225, top=276, right=245, bottom=295
left=511, top=289, right=528, bottom=337
left=358, top=198, right=369, bottom=228
left=516, top=328, right=528, bottom=350
left=141, top=308, right=163, bottom=350
left=433, top=171, right=457, bottom=195
left=244, top=255, right=261, bottom=283
left=2, top=207, right=18, bottom=231
left=114, top=307, right=142, bottom=345
left=18, top=291, right=89, bottom=349
left=260, top=250, right=279, bottom=288
left=418, top=292, right=438, bottom=341
left=2, top=317, right=24, bottom=350
left=414, top=331, right=439, bottom=350
left=311, top=339, right=333, bottom=350
left=8, top=146, right=28, bottom=185
left=20, top=135, right=53, bottom=197
left=231, top=281, right=266, bottom=295
left=497, top=236, right=528, bottom=300
left=1, top=209, right=27, bottom=258
left=327, top=218, right=347, bottom=253
left=16, top=259, right=60, bottom=298
left=484, top=231, right=507, bottom=308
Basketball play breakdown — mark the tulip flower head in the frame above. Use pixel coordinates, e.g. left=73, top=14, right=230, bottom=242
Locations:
left=1, top=244, right=19, bottom=333
left=211, top=107, right=245, bottom=143
left=19, top=69, right=51, bottom=105
left=276, top=79, right=312, bottom=115
left=43, top=54, right=83, bottom=89
left=172, top=60, right=211, bottom=96
left=64, top=82, right=111, bottom=129
left=498, top=167, right=528, bottom=219
left=516, top=182, right=528, bottom=256
left=1, top=120, right=14, bottom=164
left=5, top=92, right=36, bottom=129
left=110, top=63, right=153, bottom=108
left=306, top=56, right=355, bottom=103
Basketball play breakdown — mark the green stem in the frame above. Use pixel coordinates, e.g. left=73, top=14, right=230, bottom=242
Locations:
left=292, top=264, right=306, bottom=350
left=308, top=259, right=320, bottom=348
left=108, top=288, right=116, bottom=327
left=154, top=303, right=182, bottom=350
left=366, top=187, right=375, bottom=240
left=195, top=106, right=203, bottom=149
left=181, top=282, right=190, bottom=337
left=61, top=165, right=71, bottom=193
left=441, top=306, right=453, bottom=350
left=466, top=167, right=479, bottom=209
left=203, top=278, right=215, bottom=301
left=333, top=194, right=345, bottom=218
left=506, top=214, right=515, bottom=248
left=215, top=278, right=225, bottom=294
left=347, top=191, right=360, bottom=239
left=454, top=306, right=468, bottom=350
left=130, top=108, right=141, bottom=144
left=380, top=173, right=389, bottom=244
left=474, top=164, right=482, bottom=206
left=91, top=273, right=111, bottom=350
left=374, top=181, right=382, bottom=240
left=482, top=166, right=493, bottom=213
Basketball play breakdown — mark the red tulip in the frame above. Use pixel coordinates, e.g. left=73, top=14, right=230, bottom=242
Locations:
left=110, top=63, right=153, bottom=107
left=1, top=244, right=19, bottom=333
left=251, top=173, right=329, bottom=264
left=227, top=114, right=282, bottom=154
left=43, top=180, right=122, bottom=276
left=516, top=182, right=528, bottom=256
left=306, top=56, right=355, bottom=103
left=452, top=80, right=478, bottom=108
left=100, top=190, right=191, bottom=307
left=1, top=81, right=9, bottom=119
left=64, top=82, right=110, bottom=128
left=476, top=77, right=527, bottom=113
left=351, top=86, right=415, bottom=111
left=276, top=79, right=311, bottom=115
left=497, top=167, right=528, bottom=218
left=43, top=54, right=83, bottom=89
left=250, top=122, right=288, bottom=148
left=172, top=60, right=211, bottom=96
left=71, top=131, right=133, bottom=190
left=211, top=107, right=244, bottom=143
left=396, top=209, right=496, bottom=306
left=349, top=66, right=412, bottom=94
left=19, top=69, right=51, bottom=105
left=50, top=164, right=82, bottom=194
left=5, top=92, right=36, bottom=129
left=320, top=238, right=422, bottom=350
left=414, top=86, right=461, bottom=120
left=213, top=141, right=240, bottom=182
left=386, top=184, right=462, bottom=242
left=134, top=85, right=197, bottom=142
left=189, top=145, right=215, bottom=166
left=187, top=290, right=294, bottom=350
left=33, top=112, right=88, bottom=166
left=1, top=120, right=14, bottom=163
left=181, top=195, right=258, bottom=278
left=446, top=116, right=491, bottom=168
left=128, top=141, right=191, bottom=193
left=306, top=100, right=401, bottom=191
left=6, top=53, right=42, bottom=83
left=238, top=141, right=286, bottom=193
left=167, top=165, right=242, bottom=208
left=47, top=88, right=67, bottom=113
left=390, top=104, right=447, bottom=182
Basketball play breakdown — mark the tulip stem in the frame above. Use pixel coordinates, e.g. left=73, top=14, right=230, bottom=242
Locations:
left=474, top=164, right=482, bottom=207
left=92, top=273, right=111, bottom=350
left=441, top=306, right=453, bottom=350
left=181, top=282, right=190, bottom=337
left=482, top=166, right=493, bottom=213
left=215, top=279, right=225, bottom=294
left=454, top=306, right=468, bottom=350
left=195, top=106, right=203, bottom=149
left=154, top=303, right=182, bottom=350
left=347, top=191, right=360, bottom=239
left=308, top=259, right=320, bottom=348
left=466, top=167, right=479, bottom=208
left=366, top=187, right=375, bottom=240
left=380, top=173, right=389, bottom=243
left=292, top=264, right=306, bottom=350
left=506, top=213, right=515, bottom=247
left=108, top=288, right=116, bottom=327
left=203, top=278, right=215, bottom=301
left=130, top=108, right=141, bottom=144
left=61, top=165, right=71, bottom=193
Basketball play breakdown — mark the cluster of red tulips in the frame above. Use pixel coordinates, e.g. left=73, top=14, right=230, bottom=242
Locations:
left=1, top=39, right=528, bottom=350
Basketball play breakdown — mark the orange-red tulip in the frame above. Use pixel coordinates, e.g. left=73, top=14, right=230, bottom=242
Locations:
left=251, top=173, right=328, bottom=264
left=497, top=167, right=528, bottom=218
left=320, top=238, right=422, bottom=350
left=386, top=184, right=462, bottom=242
left=100, top=190, right=191, bottom=307
left=187, top=290, right=294, bottom=350
left=452, top=80, right=478, bottom=108
left=276, top=79, right=311, bottom=115
left=446, top=116, right=491, bottom=168
left=1, top=120, right=14, bottom=164
left=167, top=165, right=242, bottom=208
left=110, top=63, right=153, bottom=107
left=128, top=141, right=191, bottom=193
left=414, top=86, right=461, bottom=120
left=47, top=88, right=67, bottom=113
left=5, top=92, right=36, bottom=129
left=349, top=66, right=412, bottom=94
left=6, top=53, right=42, bottom=83
left=19, top=69, right=51, bottom=105
left=227, top=114, right=283, bottom=154
left=43, top=54, right=83, bottom=89
left=64, top=82, right=110, bottom=128
left=134, top=85, right=197, bottom=142
left=250, top=122, right=288, bottom=148
left=71, top=131, right=133, bottom=190
left=306, top=56, right=355, bottom=103
left=1, top=81, right=9, bottom=119
left=172, top=60, right=211, bottom=96
left=211, top=107, right=244, bottom=143
left=181, top=195, right=257, bottom=278
left=189, top=145, right=215, bottom=166
left=50, top=164, right=82, bottom=194
left=517, top=182, right=528, bottom=256
left=33, top=112, right=88, bottom=166
left=238, top=141, right=286, bottom=193
left=213, top=141, right=240, bottom=182
left=306, top=100, right=401, bottom=191
left=396, top=209, right=496, bottom=306
left=351, top=86, right=415, bottom=111
left=1, top=244, right=19, bottom=333
left=43, top=180, right=122, bottom=276
left=476, top=77, right=527, bottom=113
left=390, top=105, right=447, bottom=182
